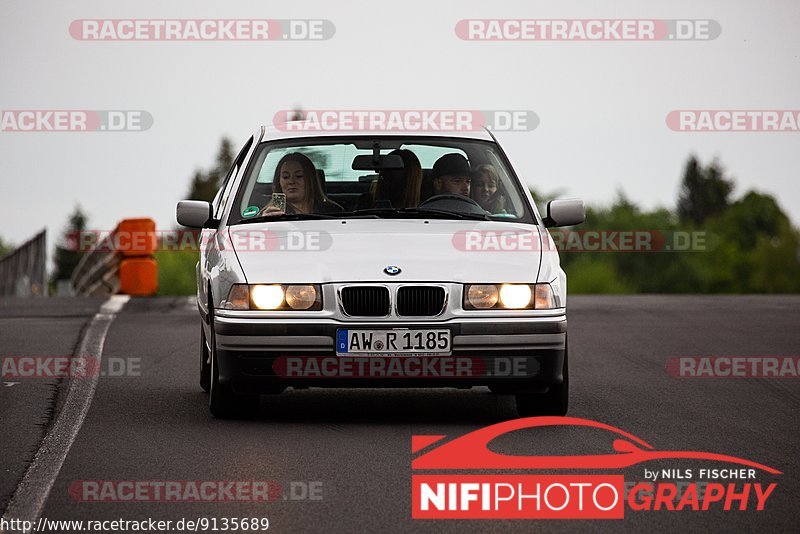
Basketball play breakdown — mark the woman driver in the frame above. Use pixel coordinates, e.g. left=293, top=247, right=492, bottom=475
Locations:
left=260, top=153, right=342, bottom=216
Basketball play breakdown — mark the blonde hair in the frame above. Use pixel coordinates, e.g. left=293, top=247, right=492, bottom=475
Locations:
left=471, top=164, right=507, bottom=213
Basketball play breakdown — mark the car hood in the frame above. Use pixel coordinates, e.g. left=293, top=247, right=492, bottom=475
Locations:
left=228, top=219, right=543, bottom=283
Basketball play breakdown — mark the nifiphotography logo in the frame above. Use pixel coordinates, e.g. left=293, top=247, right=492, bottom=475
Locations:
left=411, top=417, right=780, bottom=519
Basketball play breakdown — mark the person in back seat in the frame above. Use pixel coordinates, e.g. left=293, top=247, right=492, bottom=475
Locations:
left=260, top=153, right=342, bottom=216
left=356, top=149, right=422, bottom=210
left=471, top=164, right=508, bottom=214
left=374, top=149, right=422, bottom=208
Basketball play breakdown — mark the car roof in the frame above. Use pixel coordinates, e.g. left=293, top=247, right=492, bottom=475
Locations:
left=260, top=121, right=497, bottom=142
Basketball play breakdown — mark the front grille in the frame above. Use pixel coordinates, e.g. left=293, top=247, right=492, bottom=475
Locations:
left=340, top=286, right=391, bottom=317
left=396, top=286, right=446, bottom=317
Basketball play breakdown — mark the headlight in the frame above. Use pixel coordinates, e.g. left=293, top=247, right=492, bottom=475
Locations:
left=251, top=285, right=285, bottom=310
left=466, top=285, right=499, bottom=309
left=464, top=283, right=557, bottom=310
left=224, top=284, right=322, bottom=311
left=499, top=284, right=532, bottom=309
left=284, top=285, right=318, bottom=310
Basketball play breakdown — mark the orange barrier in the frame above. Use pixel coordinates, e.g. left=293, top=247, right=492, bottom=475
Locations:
left=72, top=217, right=159, bottom=297
left=115, top=218, right=158, bottom=296
left=114, top=218, right=157, bottom=257
left=119, top=257, right=158, bottom=296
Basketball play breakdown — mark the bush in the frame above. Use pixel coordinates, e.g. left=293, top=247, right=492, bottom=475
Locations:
left=155, top=250, right=198, bottom=296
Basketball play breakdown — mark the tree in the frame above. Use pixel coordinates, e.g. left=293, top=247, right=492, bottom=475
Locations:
left=51, top=206, right=88, bottom=282
left=0, top=236, right=11, bottom=258
left=563, top=191, right=696, bottom=293
left=529, top=186, right=565, bottom=216
left=185, top=138, right=235, bottom=202
left=677, top=156, right=734, bottom=225
left=704, top=190, right=800, bottom=292
left=715, top=191, right=790, bottom=249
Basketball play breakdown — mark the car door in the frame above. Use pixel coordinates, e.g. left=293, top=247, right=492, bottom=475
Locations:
left=198, top=136, right=254, bottom=315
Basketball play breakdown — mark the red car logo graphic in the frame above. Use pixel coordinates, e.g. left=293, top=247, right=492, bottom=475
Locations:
left=412, top=416, right=781, bottom=473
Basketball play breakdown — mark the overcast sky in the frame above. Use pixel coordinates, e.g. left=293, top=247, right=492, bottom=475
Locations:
left=1, top=0, right=798, bottom=253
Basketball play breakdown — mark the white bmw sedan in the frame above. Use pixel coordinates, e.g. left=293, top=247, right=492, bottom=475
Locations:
left=177, top=124, right=584, bottom=418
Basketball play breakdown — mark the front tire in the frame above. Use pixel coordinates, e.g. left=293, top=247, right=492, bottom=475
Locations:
left=515, top=337, right=569, bottom=417
left=200, top=325, right=211, bottom=392
left=208, top=308, right=258, bottom=418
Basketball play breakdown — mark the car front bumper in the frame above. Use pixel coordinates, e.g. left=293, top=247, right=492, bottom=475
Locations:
left=212, top=315, right=567, bottom=393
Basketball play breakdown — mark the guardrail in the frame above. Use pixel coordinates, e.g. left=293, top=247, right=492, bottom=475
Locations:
left=71, top=218, right=158, bottom=297
left=0, top=230, right=47, bottom=297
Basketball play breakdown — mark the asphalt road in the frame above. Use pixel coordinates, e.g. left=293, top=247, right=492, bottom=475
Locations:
left=2, top=295, right=799, bottom=533
left=0, top=298, right=106, bottom=514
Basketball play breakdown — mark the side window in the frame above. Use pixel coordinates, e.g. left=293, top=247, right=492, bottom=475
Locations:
left=484, top=148, right=524, bottom=218
left=214, top=136, right=253, bottom=218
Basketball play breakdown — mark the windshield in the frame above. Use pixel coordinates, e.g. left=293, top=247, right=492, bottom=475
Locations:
left=229, top=137, right=535, bottom=224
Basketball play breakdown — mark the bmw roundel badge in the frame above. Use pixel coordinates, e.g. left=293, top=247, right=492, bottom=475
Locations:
left=384, top=265, right=401, bottom=275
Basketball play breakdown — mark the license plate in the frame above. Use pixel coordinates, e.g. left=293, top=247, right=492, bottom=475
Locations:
left=336, top=329, right=451, bottom=355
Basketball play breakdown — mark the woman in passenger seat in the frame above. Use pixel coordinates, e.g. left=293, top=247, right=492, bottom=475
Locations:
left=471, top=164, right=508, bottom=214
left=372, top=149, right=423, bottom=209
left=260, top=153, right=342, bottom=216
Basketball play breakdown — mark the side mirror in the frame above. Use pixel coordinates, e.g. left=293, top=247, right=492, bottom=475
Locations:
left=176, top=200, right=215, bottom=228
left=543, top=199, right=585, bottom=228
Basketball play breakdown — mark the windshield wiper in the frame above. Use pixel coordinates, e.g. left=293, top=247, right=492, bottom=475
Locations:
left=400, top=208, right=493, bottom=221
left=341, top=208, right=404, bottom=217
left=238, top=213, right=336, bottom=224
left=339, top=207, right=492, bottom=221
left=339, top=208, right=457, bottom=220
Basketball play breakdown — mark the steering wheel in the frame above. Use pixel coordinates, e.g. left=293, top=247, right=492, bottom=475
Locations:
left=419, top=194, right=483, bottom=209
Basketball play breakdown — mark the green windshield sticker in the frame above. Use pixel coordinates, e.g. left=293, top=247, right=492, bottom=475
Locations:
left=242, top=206, right=260, bottom=218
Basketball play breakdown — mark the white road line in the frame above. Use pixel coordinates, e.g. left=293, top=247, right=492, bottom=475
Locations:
left=0, top=295, right=129, bottom=534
